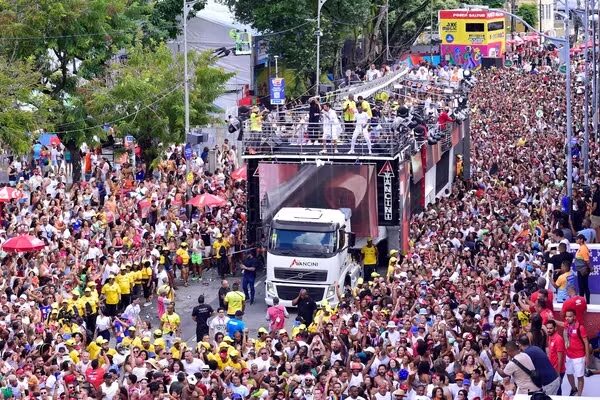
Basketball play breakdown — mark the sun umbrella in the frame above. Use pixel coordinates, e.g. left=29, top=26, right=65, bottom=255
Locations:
left=186, top=194, right=227, bottom=208
left=2, top=234, right=46, bottom=253
left=0, top=187, right=22, bottom=202
left=230, top=165, right=247, bottom=181
left=38, top=133, right=61, bottom=147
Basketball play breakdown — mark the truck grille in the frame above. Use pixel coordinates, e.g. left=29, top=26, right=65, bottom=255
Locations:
left=274, top=268, right=328, bottom=282
left=276, top=285, right=326, bottom=301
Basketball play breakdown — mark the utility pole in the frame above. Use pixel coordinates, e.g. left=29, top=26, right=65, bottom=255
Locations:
left=274, top=55, right=279, bottom=117
left=183, top=0, right=197, bottom=216
left=583, top=0, right=590, bottom=184
left=565, top=0, right=574, bottom=205
left=315, top=0, right=327, bottom=97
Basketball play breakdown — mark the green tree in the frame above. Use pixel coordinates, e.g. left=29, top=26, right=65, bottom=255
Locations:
left=225, top=0, right=471, bottom=85
left=85, top=44, right=232, bottom=168
left=0, top=58, right=56, bottom=154
left=516, top=3, right=538, bottom=29
left=0, top=0, right=183, bottom=180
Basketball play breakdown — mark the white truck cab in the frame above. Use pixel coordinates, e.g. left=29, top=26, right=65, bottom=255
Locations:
left=264, top=207, right=360, bottom=307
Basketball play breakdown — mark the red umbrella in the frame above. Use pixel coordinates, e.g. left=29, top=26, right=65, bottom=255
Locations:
left=186, top=194, right=227, bottom=208
left=230, top=165, right=247, bottom=181
left=2, top=234, right=46, bottom=253
left=0, top=187, right=23, bottom=202
left=50, top=136, right=61, bottom=146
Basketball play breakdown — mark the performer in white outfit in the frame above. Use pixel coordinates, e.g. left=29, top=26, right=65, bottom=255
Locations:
left=348, top=105, right=372, bottom=154
left=320, top=103, right=342, bottom=153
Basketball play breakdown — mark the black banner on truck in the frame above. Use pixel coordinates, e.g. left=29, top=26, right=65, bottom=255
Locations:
left=377, top=160, right=399, bottom=226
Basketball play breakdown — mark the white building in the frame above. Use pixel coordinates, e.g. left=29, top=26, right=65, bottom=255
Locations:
left=170, top=0, right=254, bottom=117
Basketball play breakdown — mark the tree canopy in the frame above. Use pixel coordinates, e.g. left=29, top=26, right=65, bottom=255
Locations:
left=85, top=44, right=232, bottom=167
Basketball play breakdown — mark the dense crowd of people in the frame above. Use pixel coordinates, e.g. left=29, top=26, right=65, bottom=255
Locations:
left=0, top=52, right=599, bottom=400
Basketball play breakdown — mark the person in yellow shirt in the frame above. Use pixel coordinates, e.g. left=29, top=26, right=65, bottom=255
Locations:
left=132, top=263, right=144, bottom=299
left=160, top=303, right=181, bottom=347
left=551, top=259, right=573, bottom=302
left=250, top=106, right=262, bottom=133
left=71, top=291, right=84, bottom=317
left=386, top=256, right=398, bottom=282
left=122, top=327, right=143, bottom=349
left=65, top=339, right=80, bottom=363
left=213, top=233, right=230, bottom=279
left=176, top=242, right=191, bottom=287
left=361, top=238, right=378, bottom=282
left=101, top=275, right=121, bottom=317
left=224, top=282, right=245, bottom=317
left=343, top=94, right=357, bottom=137
left=227, top=350, right=247, bottom=372
left=153, top=329, right=166, bottom=348
left=254, top=328, right=269, bottom=351
left=356, top=96, right=372, bottom=118
left=142, top=260, right=154, bottom=306
left=170, top=339, right=185, bottom=360
left=140, top=337, right=156, bottom=355
left=81, top=287, right=99, bottom=334
left=87, top=336, right=108, bottom=361
left=115, top=266, right=133, bottom=311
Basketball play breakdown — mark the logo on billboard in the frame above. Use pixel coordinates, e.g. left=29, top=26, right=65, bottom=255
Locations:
left=290, top=259, right=318, bottom=268
left=445, top=34, right=454, bottom=43
left=441, top=22, right=457, bottom=32
left=378, top=161, right=395, bottom=221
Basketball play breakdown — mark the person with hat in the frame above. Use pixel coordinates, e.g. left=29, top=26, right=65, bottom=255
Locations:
left=101, top=274, right=121, bottom=317
left=360, top=237, right=378, bottom=282
left=175, top=241, right=191, bottom=287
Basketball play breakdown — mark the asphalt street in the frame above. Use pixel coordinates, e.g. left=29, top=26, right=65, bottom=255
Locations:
left=145, top=267, right=296, bottom=348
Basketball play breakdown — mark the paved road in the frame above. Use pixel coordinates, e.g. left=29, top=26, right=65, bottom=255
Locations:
left=143, top=267, right=296, bottom=348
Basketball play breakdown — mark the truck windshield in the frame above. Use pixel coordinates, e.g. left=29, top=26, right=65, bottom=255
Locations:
left=269, top=229, right=336, bottom=257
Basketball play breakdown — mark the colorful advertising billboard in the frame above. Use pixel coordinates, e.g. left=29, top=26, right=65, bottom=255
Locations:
left=439, top=9, right=506, bottom=69
left=258, top=163, right=378, bottom=239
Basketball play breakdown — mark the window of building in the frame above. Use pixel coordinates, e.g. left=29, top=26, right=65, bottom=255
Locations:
left=466, top=23, right=485, bottom=32
left=488, top=21, right=505, bottom=31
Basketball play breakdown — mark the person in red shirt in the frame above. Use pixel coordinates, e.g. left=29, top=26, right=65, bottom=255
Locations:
left=546, top=320, right=566, bottom=395
left=562, top=285, right=587, bottom=324
left=564, top=309, right=590, bottom=396
left=85, top=359, right=107, bottom=390
left=437, top=107, right=454, bottom=130
left=530, top=281, right=554, bottom=311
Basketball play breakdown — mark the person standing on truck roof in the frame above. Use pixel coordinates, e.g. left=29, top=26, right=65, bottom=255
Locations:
left=361, top=237, right=378, bottom=282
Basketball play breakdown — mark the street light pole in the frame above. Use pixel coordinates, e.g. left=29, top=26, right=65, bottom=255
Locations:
left=565, top=1, right=574, bottom=204
left=183, top=0, right=197, bottom=217
left=315, top=0, right=327, bottom=97
left=583, top=0, right=590, bottom=185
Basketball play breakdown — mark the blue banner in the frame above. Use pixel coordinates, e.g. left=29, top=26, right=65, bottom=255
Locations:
left=270, top=78, right=285, bottom=105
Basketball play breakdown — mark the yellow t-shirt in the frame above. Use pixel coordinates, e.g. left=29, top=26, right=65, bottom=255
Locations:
left=101, top=283, right=121, bottom=305
left=213, top=240, right=230, bottom=259
left=87, top=342, right=101, bottom=361
left=224, top=291, right=245, bottom=315
left=81, top=295, right=98, bottom=314
left=576, top=244, right=590, bottom=262
left=176, top=248, right=190, bottom=265
left=161, top=312, right=181, bottom=334
left=115, top=274, right=132, bottom=295
left=122, top=336, right=143, bottom=349
left=555, top=271, right=570, bottom=289
left=142, top=266, right=153, bottom=280
left=69, top=349, right=80, bottom=363
left=343, top=100, right=357, bottom=122
left=361, top=245, right=377, bottom=265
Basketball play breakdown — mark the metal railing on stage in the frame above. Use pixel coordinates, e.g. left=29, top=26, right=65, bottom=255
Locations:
left=241, top=115, right=453, bottom=159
